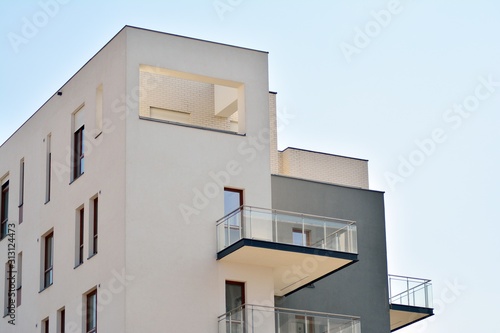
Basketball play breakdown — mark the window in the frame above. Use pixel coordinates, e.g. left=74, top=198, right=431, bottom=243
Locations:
left=43, top=232, right=54, bottom=289
left=1, top=180, right=9, bottom=240
left=42, top=317, right=49, bottom=333
left=96, top=84, right=103, bottom=133
left=73, top=126, right=84, bottom=179
left=86, top=290, right=97, bottom=333
left=76, top=207, right=84, bottom=266
left=19, top=159, right=24, bottom=223
left=46, top=134, right=52, bottom=203
left=224, top=188, right=243, bottom=245
left=16, top=252, right=22, bottom=307
left=225, top=281, right=245, bottom=332
left=72, top=106, right=85, bottom=181
left=4, top=261, right=15, bottom=317
left=293, top=228, right=311, bottom=246
left=58, top=308, right=65, bottom=333
left=89, top=197, right=98, bottom=256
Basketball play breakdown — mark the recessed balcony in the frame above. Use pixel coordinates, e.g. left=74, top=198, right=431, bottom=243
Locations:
left=389, top=275, right=434, bottom=331
left=216, top=206, right=358, bottom=296
left=218, top=304, right=361, bottom=333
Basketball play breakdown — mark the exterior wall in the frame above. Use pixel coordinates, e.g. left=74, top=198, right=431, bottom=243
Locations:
left=278, top=147, right=369, bottom=189
left=271, top=175, right=390, bottom=333
left=123, top=27, right=273, bottom=333
left=269, top=92, right=279, bottom=174
left=0, top=30, right=128, bottom=332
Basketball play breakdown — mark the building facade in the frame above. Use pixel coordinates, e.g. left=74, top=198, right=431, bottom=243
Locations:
left=0, top=26, right=433, bottom=333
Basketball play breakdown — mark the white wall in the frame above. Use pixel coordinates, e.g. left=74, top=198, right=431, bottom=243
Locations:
left=123, top=27, right=273, bottom=333
left=0, top=28, right=128, bottom=333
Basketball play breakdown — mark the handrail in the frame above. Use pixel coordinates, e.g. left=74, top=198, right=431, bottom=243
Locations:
left=388, top=274, right=431, bottom=283
left=216, top=205, right=356, bottom=226
left=218, top=303, right=360, bottom=321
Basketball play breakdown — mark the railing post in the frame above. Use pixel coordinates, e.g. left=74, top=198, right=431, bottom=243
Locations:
left=225, top=218, right=229, bottom=248
left=251, top=306, right=254, bottom=333
left=276, top=310, right=280, bottom=333
left=424, top=283, right=429, bottom=307
left=388, top=276, right=392, bottom=302
left=323, top=222, right=327, bottom=249
left=301, top=214, right=305, bottom=246
left=274, top=210, right=278, bottom=243
left=406, top=277, right=410, bottom=306
left=242, top=207, right=247, bottom=240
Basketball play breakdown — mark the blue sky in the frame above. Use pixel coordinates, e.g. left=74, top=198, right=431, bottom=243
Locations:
left=1, top=1, right=499, bottom=332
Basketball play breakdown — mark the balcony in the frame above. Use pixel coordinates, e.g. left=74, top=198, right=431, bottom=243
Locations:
left=218, top=304, right=361, bottom=333
left=216, top=206, right=358, bottom=296
left=388, top=275, right=434, bottom=331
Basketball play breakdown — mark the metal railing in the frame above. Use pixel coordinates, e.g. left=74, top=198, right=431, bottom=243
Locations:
left=218, top=304, right=361, bottom=333
left=216, top=206, right=357, bottom=254
left=388, top=274, right=433, bottom=308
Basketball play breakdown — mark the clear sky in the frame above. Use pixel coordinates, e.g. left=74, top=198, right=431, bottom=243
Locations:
left=1, top=1, right=499, bottom=332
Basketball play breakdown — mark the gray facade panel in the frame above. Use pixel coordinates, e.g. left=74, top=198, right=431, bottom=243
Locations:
left=271, top=175, right=391, bottom=333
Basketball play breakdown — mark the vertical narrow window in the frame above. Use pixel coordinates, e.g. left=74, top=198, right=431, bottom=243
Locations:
left=16, top=252, right=22, bottom=307
left=1, top=180, right=9, bottom=240
left=90, top=197, right=98, bottom=256
left=76, top=207, right=84, bottom=266
left=19, top=159, right=24, bottom=223
left=43, top=232, right=54, bottom=288
left=224, top=188, right=243, bottom=215
left=86, top=290, right=97, bottom=333
left=72, top=107, right=85, bottom=181
left=58, top=308, right=65, bottom=333
left=45, top=134, right=52, bottom=203
left=42, top=317, right=50, bottom=333
left=225, top=281, right=245, bottom=332
left=96, top=84, right=103, bottom=133
left=73, top=127, right=84, bottom=179
left=223, top=188, right=243, bottom=246
left=4, top=261, right=14, bottom=316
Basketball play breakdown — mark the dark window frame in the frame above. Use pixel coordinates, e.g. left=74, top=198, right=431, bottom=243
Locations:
left=1, top=181, right=9, bottom=240
left=19, top=159, right=24, bottom=223
left=44, top=232, right=54, bottom=288
left=86, top=289, right=97, bottom=333
left=73, top=126, right=84, bottom=180
left=78, top=208, right=84, bottom=265
left=91, top=197, right=98, bottom=256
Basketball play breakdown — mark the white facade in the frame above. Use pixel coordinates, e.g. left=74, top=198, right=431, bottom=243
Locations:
left=0, top=26, right=432, bottom=333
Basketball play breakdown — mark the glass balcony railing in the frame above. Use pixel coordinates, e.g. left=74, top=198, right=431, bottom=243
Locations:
left=389, top=275, right=433, bottom=309
left=218, top=304, right=361, bottom=333
left=216, top=206, right=357, bottom=254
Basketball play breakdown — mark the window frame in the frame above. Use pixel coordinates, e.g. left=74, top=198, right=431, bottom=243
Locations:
left=1, top=180, right=9, bottom=240
left=76, top=207, right=84, bottom=266
left=19, top=159, right=24, bottom=223
left=16, top=252, right=22, bottom=307
left=42, top=317, right=50, bottom=333
left=58, top=307, right=65, bottom=333
left=90, top=197, right=98, bottom=257
left=73, top=125, right=85, bottom=180
left=43, top=232, right=54, bottom=289
left=86, top=289, right=97, bottom=333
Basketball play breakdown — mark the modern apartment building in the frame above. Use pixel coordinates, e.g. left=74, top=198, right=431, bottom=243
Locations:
left=0, top=26, right=433, bottom=333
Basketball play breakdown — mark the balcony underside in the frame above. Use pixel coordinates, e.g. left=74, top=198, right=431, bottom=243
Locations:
left=217, top=238, right=358, bottom=296
left=390, top=304, right=434, bottom=331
